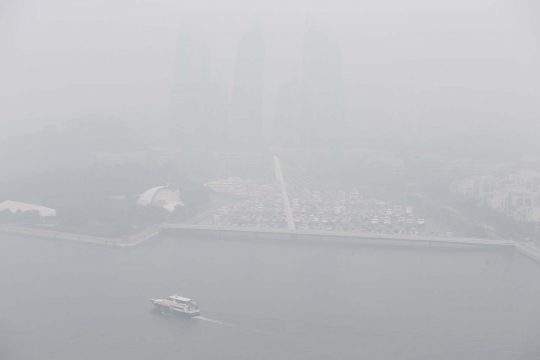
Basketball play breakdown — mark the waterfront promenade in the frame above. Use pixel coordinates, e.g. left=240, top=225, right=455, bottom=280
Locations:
left=6, top=223, right=540, bottom=265
left=161, top=224, right=515, bottom=247
left=515, top=241, right=540, bottom=262
left=0, top=224, right=160, bottom=247
left=0, top=223, right=515, bottom=248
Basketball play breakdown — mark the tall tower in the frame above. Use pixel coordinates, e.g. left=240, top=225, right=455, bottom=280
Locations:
left=168, top=33, right=229, bottom=150
left=302, top=24, right=345, bottom=146
left=230, top=25, right=265, bottom=151
left=168, top=33, right=196, bottom=146
left=274, top=80, right=305, bottom=146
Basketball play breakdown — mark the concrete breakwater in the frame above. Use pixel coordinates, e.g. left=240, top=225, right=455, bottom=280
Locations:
left=515, top=242, right=540, bottom=263
left=5, top=223, right=540, bottom=266
left=0, top=224, right=161, bottom=247
left=161, top=224, right=516, bottom=247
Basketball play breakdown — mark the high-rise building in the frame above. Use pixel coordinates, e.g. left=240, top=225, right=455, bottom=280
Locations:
left=272, top=24, right=346, bottom=148
left=205, top=73, right=230, bottom=150
left=168, top=33, right=229, bottom=150
left=273, top=80, right=305, bottom=146
left=230, top=25, right=265, bottom=150
left=302, top=24, right=346, bottom=145
left=168, top=33, right=196, bottom=146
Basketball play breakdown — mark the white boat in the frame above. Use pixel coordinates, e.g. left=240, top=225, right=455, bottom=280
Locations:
left=150, top=294, right=200, bottom=317
left=417, top=217, right=425, bottom=225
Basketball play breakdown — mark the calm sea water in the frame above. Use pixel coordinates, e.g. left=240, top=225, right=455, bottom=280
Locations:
left=1, top=234, right=540, bottom=360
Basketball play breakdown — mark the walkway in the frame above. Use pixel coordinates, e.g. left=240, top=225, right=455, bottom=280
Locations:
left=161, top=224, right=515, bottom=247
left=0, top=224, right=161, bottom=247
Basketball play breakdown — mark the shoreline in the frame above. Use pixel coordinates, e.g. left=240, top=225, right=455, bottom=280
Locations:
left=0, top=224, right=161, bottom=247
left=2, top=223, right=540, bottom=264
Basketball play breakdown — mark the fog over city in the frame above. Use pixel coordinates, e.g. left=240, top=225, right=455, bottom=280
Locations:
left=2, top=1, right=539, bottom=144
left=2, top=1, right=540, bottom=359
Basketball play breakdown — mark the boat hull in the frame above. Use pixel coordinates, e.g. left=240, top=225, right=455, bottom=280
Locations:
left=150, top=300, right=200, bottom=317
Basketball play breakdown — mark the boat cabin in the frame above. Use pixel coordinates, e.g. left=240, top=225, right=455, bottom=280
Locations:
left=168, top=294, right=199, bottom=309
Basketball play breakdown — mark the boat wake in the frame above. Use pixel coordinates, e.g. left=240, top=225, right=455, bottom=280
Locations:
left=193, top=315, right=282, bottom=337
left=193, top=316, right=236, bottom=327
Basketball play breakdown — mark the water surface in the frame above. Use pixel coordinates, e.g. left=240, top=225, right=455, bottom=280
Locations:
left=1, top=234, right=539, bottom=359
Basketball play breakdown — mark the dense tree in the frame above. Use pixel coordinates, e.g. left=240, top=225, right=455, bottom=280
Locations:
left=0, top=163, right=211, bottom=226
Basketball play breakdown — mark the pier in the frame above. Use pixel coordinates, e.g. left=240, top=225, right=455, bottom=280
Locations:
left=0, top=222, right=516, bottom=248
left=0, top=224, right=161, bottom=247
left=161, top=223, right=515, bottom=247
left=515, top=242, right=540, bottom=263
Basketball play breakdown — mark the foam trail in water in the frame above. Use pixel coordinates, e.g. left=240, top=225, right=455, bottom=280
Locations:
left=194, top=316, right=282, bottom=337
left=193, top=316, right=236, bottom=327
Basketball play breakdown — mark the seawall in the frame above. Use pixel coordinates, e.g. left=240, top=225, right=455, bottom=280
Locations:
left=0, top=224, right=161, bottom=247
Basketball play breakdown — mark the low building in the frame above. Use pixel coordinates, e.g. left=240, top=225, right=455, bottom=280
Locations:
left=508, top=170, right=540, bottom=192
left=455, top=178, right=476, bottom=199
left=204, top=177, right=244, bottom=194
left=454, top=175, right=500, bottom=200
left=489, top=192, right=507, bottom=212
left=528, top=208, right=540, bottom=223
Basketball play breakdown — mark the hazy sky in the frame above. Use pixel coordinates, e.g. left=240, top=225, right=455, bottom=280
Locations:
left=1, top=0, right=538, bottom=140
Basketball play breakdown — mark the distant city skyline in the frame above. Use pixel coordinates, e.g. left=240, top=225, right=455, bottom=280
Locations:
left=1, top=0, right=538, bottom=147
left=170, top=22, right=348, bottom=150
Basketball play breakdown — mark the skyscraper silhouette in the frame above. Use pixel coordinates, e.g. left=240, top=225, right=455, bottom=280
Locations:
left=302, top=24, right=346, bottom=146
left=168, top=33, right=229, bottom=149
left=230, top=25, right=265, bottom=150
left=273, top=80, right=305, bottom=146
left=169, top=33, right=197, bottom=146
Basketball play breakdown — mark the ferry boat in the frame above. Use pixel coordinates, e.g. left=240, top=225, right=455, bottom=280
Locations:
left=150, top=294, right=200, bottom=317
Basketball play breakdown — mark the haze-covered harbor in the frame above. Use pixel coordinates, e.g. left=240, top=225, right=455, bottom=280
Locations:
left=2, top=232, right=540, bottom=360
left=3, top=0, right=540, bottom=358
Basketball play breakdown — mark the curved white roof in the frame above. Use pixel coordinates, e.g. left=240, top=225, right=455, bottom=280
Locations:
left=0, top=200, right=56, bottom=217
left=137, top=186, right=167, bottom=206
left=137, top=186, right=184, bottom=211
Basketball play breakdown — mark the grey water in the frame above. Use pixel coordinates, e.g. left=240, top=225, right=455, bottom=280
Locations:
left=1, top=234, right=540, bottom=360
